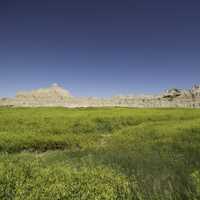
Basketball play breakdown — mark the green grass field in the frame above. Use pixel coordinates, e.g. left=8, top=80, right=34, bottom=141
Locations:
left=1, top=107, right=200, bottom=199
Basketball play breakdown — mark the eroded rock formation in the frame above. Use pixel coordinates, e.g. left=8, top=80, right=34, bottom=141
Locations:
left=1, top=83, right=200, bottom=108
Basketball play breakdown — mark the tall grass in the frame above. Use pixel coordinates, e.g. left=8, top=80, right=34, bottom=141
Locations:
left=0, top=107, right=200, bottom=199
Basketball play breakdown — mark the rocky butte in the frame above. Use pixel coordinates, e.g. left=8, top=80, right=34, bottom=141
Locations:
left=1, top=83, right=200, bottom=108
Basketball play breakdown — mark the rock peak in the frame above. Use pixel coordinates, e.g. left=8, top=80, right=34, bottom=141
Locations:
left=51, top=83, right=60, bottom=87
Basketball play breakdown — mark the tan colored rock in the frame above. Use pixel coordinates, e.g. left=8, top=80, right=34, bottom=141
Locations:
left=1, top=83, right=200, bottom=108
left=16, top=83, right=72, bottom=100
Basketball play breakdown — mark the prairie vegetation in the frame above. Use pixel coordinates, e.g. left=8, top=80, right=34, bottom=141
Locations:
left=0, top=107, right=200, bottom=199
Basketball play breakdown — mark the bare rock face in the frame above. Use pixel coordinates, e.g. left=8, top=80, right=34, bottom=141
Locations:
left=191, top=85, right=200, bottom=97
left=1, top=83, right=200, bottom=108
left=162, top=88, right=183, bottom=99
left=163, top=89, right=190, bottom=98
left=10, top=83, right=72, bottom=107
left=16, top=83, right=72, bottom=100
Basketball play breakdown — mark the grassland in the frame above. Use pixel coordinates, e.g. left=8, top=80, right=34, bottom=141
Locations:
left=0, top=107, right=200, bottom=199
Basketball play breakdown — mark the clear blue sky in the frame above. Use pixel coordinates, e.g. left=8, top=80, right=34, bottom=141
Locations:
left=0, top=0, right=200, bottom=97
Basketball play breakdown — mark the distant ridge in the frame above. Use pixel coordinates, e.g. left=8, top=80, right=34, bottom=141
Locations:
left=16, top=83, right=72, bottom=100
left=0, top=83, right=200, bottom=108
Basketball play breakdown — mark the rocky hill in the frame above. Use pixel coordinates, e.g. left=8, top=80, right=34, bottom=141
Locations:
left=1, top=83, right=200, bottom=108
left=16, top=83, right=72, bottom=100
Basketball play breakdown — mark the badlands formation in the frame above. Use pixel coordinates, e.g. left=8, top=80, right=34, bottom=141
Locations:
left=1, top=83, right=200, bottom=108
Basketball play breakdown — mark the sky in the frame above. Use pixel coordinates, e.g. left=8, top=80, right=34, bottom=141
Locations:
left=0, top=0, right=200, bottom=97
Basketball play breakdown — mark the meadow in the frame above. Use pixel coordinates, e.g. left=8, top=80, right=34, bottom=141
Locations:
left=0, top=107, right=200, bottom=199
